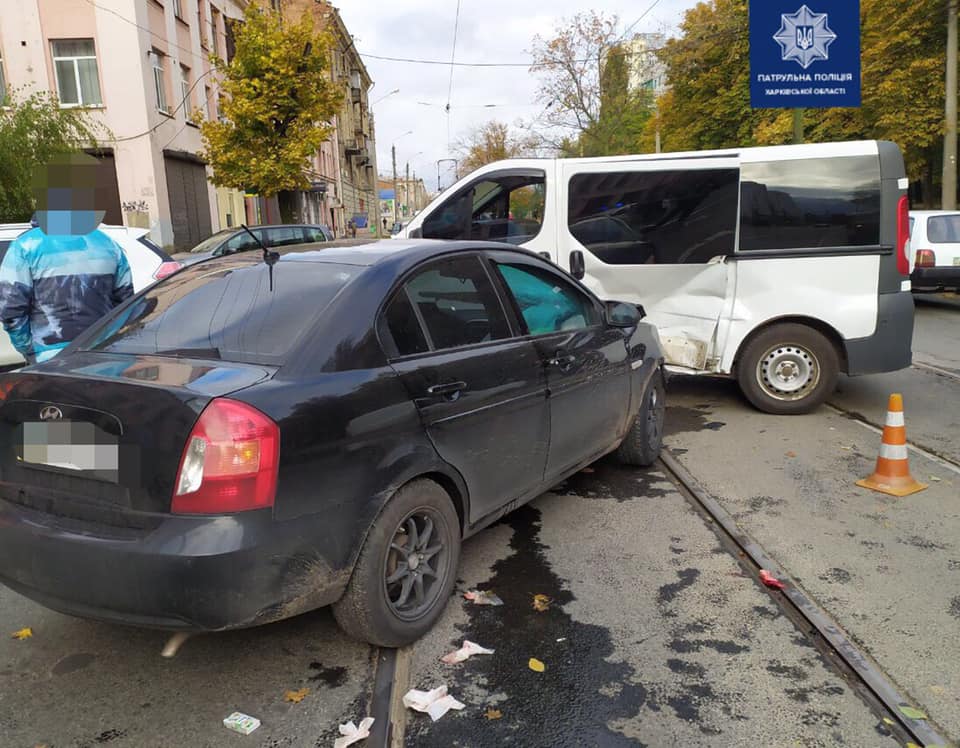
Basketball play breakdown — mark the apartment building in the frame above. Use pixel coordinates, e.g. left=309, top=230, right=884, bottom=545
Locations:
left=0, top=0, right=250, bottom=250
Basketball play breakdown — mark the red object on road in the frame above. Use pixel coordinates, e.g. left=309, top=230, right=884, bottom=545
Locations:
left=759, top=569, right=786, bottom=590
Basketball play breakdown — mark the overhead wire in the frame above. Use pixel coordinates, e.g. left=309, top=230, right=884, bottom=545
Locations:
left=445, top=0, right=463, bottom=149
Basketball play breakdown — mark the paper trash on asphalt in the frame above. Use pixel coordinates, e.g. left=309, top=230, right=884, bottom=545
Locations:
left=223, top=712, right=261, bottom=735
left=441, top=640, right=495, bottom=664
left=333, top=717, right=375, bottom=748
left=402, top=686, right=465, bottom=721
left=463, top=590, right=503, bottom=606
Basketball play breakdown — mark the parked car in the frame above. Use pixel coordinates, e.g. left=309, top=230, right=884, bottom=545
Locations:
left=175, top=224, right=334, bottom=263
left=0, top=223, right=181, bottom=369
left=909, top=211, right=960, bottom=292
left=0, top=240, right=665, bottom=647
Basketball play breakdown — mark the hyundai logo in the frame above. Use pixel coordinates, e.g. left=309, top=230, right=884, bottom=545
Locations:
left=39, top=406, right=63, bottom=421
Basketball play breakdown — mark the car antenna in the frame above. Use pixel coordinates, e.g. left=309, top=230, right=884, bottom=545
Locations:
left=240, top=224, right=280, bottom=291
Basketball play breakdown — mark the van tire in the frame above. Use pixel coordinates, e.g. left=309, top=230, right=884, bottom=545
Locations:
left=617, top=370, right=666, bottom=466
left=736, top=324, right=839, bottom=415
left=333, top=479, right=460, bottom=647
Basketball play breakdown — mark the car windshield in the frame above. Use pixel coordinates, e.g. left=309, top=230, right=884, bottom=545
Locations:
left=79, top=259, right=360, bottom=364
left=189, top=230, right=234, bottom=254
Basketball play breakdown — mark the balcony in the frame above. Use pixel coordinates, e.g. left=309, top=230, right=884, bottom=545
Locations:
left=350, top=87, right=361, bottom=104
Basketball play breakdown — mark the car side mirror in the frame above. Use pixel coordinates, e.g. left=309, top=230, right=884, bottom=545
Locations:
left=605, top=300, right=644, bottom=327
left=569, top=250, right=585, bottom=280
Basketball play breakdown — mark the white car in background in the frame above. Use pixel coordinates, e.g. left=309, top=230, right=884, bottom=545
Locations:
left=0, top=223, right=181, bottom=368
left=909, top=211, right=960, bottom=292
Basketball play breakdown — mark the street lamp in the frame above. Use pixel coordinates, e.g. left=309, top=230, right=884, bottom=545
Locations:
left=437, top=158, right=458, bottom=193
left=392, top=131, right=414, bottom=224
left=373, top=88, right=400, bottom=105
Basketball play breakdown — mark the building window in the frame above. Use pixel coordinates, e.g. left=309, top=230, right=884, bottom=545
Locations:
left=204, top=85, right=212, bottom=120
left=180, top=65, right=192, bottom=116
left=51, top=39, right=102, bottom=107
left=172, top=0, right=182, bottom=19
left=152, top=51, right=169, bottom=113
left=209, top=8, right=219, bottom=54
left=0, top=50, right=7, bottom=104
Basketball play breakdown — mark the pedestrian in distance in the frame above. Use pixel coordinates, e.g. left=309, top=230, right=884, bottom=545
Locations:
left=0, top=153, right=134, bottom=365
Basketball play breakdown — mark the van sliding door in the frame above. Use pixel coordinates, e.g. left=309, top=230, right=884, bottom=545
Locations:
left=559, top=159, right=740, bottom=372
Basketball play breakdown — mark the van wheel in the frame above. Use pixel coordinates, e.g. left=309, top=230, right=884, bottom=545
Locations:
left=617, top=370, right=666, bottom=466
left=333, top=479, right=460, bottom=647
left=737, top=324, right=839, bottom=415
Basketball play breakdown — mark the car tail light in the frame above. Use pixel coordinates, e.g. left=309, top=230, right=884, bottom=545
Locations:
left=915, top=249, right=936, bottom=267
left=154, top=261, right=182, bottom=280
left=896, top=195, right=910, bottom=275
left=172, top=398, right=279, bottom=514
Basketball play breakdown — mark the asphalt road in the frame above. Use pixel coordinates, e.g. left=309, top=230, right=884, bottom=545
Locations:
left=0, top=294, right=955, bottom=747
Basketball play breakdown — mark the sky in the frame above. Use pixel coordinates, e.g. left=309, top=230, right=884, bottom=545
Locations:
left=335, top=0, right=701, bottom=193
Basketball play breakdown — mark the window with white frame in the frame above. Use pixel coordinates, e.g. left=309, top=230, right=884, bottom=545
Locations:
left=51, top=39, right=102, bottom=106
left=152, top=51, right=169, bottom=113
left=204, top=85, right=212, bottom=120
left=0, top=49, right=7, bottom=104
left=180, top=65, right=192, bottom=116
left=172, top=0, right=182, bottom=19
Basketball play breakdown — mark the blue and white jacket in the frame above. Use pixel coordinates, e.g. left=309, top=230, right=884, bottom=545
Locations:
left=0, top=228, right=134, bottom=362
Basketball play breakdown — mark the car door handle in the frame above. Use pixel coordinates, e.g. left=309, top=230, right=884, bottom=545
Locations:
left=547, top=354, right=577, bottom=368
left=426, top=381, right=467, bottom=399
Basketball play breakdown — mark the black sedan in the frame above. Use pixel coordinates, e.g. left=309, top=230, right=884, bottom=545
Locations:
left=0, top=240, right=665, bottom=646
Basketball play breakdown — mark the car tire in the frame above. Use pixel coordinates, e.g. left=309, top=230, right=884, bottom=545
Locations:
left=333, top=478, right=461, bottom=647
left=736, top=323, right=839, bottom=415
left=617, top=370, right=666, bottom=467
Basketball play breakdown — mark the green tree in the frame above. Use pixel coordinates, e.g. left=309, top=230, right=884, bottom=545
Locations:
left=199, top=5, right=341, bottom=209
left=0, top=89, right=101, bottom=222
left=651, top=0, right=949, bottom=202
left=530, top=11, right=653, bottom=157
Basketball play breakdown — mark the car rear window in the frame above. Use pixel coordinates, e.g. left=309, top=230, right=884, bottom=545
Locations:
left=137, top=236, right=173, bottom=260
left=79, top=259, right=359, bottom=363
left=926, top=214, right=960, bottom=244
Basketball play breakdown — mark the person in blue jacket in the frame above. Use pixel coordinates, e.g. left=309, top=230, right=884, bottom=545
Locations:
left=0, top=153, right=133, bottom=364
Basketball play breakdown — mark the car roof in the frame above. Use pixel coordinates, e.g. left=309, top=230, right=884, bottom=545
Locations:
left=909, top=210, right=960, bottom=217
left=277, top=239, right=536, bottom=268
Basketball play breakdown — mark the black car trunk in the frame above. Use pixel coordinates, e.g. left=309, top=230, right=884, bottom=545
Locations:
left=0, top=352, right=275, bottom=525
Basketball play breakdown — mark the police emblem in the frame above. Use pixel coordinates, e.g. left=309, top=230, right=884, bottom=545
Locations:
left=773, top=5, right=838, bottom=69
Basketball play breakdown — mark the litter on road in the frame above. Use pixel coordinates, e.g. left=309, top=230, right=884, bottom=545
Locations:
left=440, top=640, right=495, bottom=664
left=333, top=717, right=375, bottom=748
left=160, top=631, right=192, bottom=658
left=284, top=687, right=310, bottom=703
left=223, top=712, right=261, bottom=735
left=532, top=594, right=551, bottom=612
left=759, top=570, right=787, bottom=590
left=402, top=686, right=465, bottom=722
left=463, top=590, right=504, bottom=606
left=898, top=705, right=929, bottom=720
left=528, top=658, right=546, bottom=673
left=484, top=708, right=503, bottom=720
left=10, top=627, right=32, bottom=640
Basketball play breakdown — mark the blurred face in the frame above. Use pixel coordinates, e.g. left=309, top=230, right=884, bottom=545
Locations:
left=32, top=155, right=105, bottom=235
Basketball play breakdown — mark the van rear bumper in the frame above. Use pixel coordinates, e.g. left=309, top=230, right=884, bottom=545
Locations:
left=911, top=266, right=960, bottom=291
left=843, top=290, right=914, bottom=376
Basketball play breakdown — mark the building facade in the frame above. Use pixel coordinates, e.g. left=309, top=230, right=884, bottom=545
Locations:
left=0, top=0, right=248, bottom=250
left=624, top=33, right=668, bottom=97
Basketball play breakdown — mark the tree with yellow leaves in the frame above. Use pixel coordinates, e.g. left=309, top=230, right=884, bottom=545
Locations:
left=199, top=5, right=341, bottom=206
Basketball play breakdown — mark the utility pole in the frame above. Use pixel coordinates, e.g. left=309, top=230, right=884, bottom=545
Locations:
left=792, top=109, right=804, bottom=144
left=944, top=0, right=958, bottom=209
left=391, top=144, right=398, bottom=225
left=405, top=161, right=410, bottom=219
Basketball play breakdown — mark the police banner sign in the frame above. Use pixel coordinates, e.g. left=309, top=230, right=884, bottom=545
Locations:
left=750, top=1, right=861, bottom=109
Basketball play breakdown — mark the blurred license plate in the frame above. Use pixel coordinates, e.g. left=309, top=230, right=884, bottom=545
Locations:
left=20, top=422, right=119, bottom=472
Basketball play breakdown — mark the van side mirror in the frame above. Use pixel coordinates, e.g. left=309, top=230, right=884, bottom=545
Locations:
left=605, top=300, right=644, bottom=327
left=569, top=250, right=585, bottom=280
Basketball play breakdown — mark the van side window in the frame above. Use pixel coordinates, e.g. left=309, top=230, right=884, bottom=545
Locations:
left=567, top=169, right=739, bottom=265
left=421, top=172, right=546, bottom=245
left=739, top=157, right=881, bottom=250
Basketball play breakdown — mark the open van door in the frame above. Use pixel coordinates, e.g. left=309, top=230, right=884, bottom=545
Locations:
left=558, top=158, right=740, bottom=372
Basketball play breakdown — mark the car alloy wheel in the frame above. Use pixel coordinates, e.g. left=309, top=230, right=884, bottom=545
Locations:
left=383, top=509, right=448, bottom=621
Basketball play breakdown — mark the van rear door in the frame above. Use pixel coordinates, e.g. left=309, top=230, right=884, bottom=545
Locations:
left=557, top=157, right=740, bottom=372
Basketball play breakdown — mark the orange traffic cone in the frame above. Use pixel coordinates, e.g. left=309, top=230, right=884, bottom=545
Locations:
left=856, top=394, right=927, bottom=497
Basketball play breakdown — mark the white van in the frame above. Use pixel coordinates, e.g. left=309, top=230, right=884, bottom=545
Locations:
left=398, top=140, right=914, bottom=414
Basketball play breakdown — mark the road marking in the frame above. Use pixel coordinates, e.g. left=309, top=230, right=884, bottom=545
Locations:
left=911, top=359, right=960, bottom=383
left=826, top=404, right=960, bottom=476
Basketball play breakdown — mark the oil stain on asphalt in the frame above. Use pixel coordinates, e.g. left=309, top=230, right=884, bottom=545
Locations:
left=405, top=503, right=649, bottom=747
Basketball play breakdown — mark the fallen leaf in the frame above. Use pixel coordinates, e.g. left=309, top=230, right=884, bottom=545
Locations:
left=930, top=476, right=942, bottom=482
left=10, top=628, right=32, bottom=640
left=898, top=705, right=927, bottom=720
left=785, top=451, right=796, bottom=458
left=528, top=658, right=545, bottom=673
left=928, top=685, right=945, bottom=695
left=580, top=467, right=595, bottom=474
left=532, top=594, right=551, bottom=612
left=284, top=687, right=310, bottom=703
left=485, top=708, right=502, bottom=720
left=759, top=570, right=786, bottom=590
left=882, top=717, right=895, bottom=726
